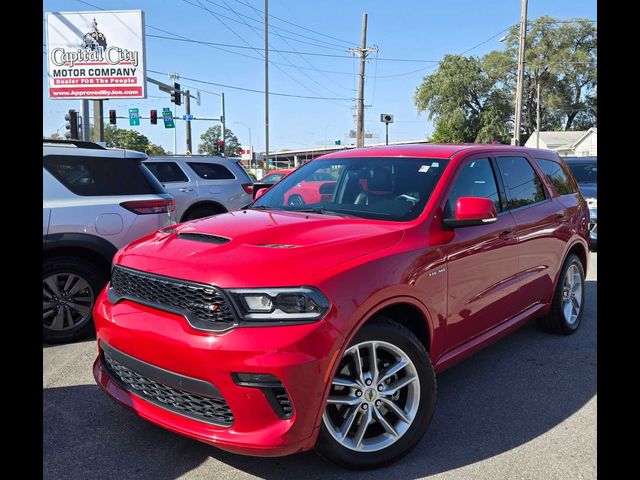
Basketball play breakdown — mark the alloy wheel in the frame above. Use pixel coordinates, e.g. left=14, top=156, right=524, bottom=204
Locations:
left=323, top=340, right=420, bottom=452
left=561, top=264, right=582, bottom=325
left=43, top=273, right=95, bottom=331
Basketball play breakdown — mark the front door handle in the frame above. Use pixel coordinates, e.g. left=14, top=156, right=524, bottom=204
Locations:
left=178, top=187, right=194, bottom=192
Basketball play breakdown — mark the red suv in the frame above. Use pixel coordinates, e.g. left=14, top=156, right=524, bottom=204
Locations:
left=93, top=144, right=589, bottom=469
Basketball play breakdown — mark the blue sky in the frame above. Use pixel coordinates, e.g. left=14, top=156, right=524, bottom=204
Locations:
left=43, top=0, right=597, bottom=153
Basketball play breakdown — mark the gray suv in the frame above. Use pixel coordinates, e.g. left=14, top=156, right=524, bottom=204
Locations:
left=43, top=139, right=176, bottom=343
left=144, top=155, right=254, bottom=221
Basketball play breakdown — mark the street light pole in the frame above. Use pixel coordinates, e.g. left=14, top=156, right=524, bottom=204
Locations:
left=264, top=0, right=270, bottom=172
left=512, top=0, right=528, bottom=146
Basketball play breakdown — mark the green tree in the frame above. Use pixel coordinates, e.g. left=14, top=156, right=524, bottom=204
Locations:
left=484, top=16, right=597, bottom=138
left=46, top=133, right=62, bottom=140
left=198, top=125, right=241, bottom=156
left=414, top=54, right=512, bottom=143
left=102, top=125, right=167, bottom=155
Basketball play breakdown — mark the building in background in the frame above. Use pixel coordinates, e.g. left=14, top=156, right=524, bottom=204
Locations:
left=525, top=128, right=597, bottom=156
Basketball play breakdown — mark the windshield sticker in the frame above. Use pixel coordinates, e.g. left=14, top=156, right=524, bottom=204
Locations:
left=418, top=165, right=431, bottom=173
left=431, top=162, right=440, bottom=168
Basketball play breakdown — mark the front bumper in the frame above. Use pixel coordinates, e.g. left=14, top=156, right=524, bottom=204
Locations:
left=92, top=287, right=343, bottom=457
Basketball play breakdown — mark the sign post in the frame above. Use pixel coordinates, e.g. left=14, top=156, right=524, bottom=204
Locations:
left=162, top=108, right=175, bottom=129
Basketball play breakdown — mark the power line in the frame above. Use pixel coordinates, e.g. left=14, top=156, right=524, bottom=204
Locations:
left=148, top=68, right=353, bottom=100
left=229, top=0, right=355, bottom=46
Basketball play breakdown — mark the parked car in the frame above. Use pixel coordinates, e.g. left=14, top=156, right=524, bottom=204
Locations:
left=251, top=168, right=295, bottom=199
left=43, top=139, right=175, bottom=343
left=563, top=156, right=597, bottom=250
left=260, top=168, right=295, bottom=185
left=93, top=144, right=589, bottom=469
left=144, top=155, right=254, bottom=221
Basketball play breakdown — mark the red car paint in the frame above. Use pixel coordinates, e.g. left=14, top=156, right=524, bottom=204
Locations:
left=93, top=144, right=589, bottom=457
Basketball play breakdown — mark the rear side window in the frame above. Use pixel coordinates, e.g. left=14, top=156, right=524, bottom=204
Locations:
left=145, top=162, right=189, bottom=183
left=496, top=156, right=546, bottom=210
left=445, top=158, right=501, bottom=217
left=536, top=159, right=576, bottom=195
left=187, top=162, right=235, bottom=180
left=43, top=155, right=164, bottom=196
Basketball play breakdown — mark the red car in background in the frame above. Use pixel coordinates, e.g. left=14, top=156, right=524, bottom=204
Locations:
left=260, top=169, right=295, bottom=185
left=93, top=144, right=589, bottom=469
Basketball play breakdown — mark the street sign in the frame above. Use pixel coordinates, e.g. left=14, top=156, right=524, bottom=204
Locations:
left=129, top=108, right=140, bottom=126
left=182, top=114, right=194, bottom=121
left=380, top=113, right=394, bottom=123
left=162, top=107, right=175, bottom=129
left=335, top=140, right=341, bottom=145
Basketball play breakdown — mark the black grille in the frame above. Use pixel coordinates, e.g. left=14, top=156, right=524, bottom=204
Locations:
left=103, top=349, right=234, bottom=426
left=178, top=232, right=230, bottom=244
left=273, top=388, right=294, bottom=417
left=110, top=266, right=236, bottom=329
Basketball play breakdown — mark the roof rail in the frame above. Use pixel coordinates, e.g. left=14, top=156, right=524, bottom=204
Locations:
left=42, top=138, right=107, bottom=150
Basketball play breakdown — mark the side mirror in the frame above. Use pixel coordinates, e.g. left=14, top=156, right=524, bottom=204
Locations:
left=254, top=187, right=269, bottom=200
left=443, top=196, right=498, bottom=228
left=318, top=182, right=336, bottom=195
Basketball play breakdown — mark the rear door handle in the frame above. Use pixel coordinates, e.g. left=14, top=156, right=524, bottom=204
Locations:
left=178, top=187, right=194, bottom=192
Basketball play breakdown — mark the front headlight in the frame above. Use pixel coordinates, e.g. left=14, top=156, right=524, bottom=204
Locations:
left=228, top=287, right=330, bottom=322
left=585, top=197, right=597, bottom=209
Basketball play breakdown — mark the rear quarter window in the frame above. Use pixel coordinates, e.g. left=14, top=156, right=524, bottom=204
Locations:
left=145, top=161, right=189, bottom=183
left=43, top=155, right=164, bottom=196
left=536, top=158, right=577, bottom=195
left=187, top=162, right=236, bottom=180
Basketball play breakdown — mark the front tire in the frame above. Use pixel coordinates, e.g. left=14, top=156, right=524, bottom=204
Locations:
left=315, top=316, right=436, bottom=469
left=43, top=256, right=106, bottom=343
left=536, top=253, right=585, bottom=335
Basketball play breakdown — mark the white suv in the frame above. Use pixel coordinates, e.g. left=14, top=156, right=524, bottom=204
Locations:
left=43, top=139, right=176, bottom=343
left=144, top=155, right=254, bottom=221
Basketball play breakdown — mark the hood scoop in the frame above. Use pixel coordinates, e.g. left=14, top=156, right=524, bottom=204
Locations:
left=178, top=232, right=230, bottom=244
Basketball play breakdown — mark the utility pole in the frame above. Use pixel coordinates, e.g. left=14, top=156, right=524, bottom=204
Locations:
left=93, top=100, right=104, bottom=142
left=185, top=90, right=192, bottom=154
left=81, top=100, right=90, bottom=141
left=221, top=92, right=226, bottom=156
left=536, top=80, right=541, bottom=148
left=349, top=14, right=378, bottom=148
left=264, top=0, right=270, bottom=171
left=512, top=0, right=528, bottom=146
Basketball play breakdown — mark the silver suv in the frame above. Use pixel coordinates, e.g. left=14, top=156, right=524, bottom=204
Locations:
left=144, top=155, right=254, bottom=221
left=43, top=139, right=176, bottom=343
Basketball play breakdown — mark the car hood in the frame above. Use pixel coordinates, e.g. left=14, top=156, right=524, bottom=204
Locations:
left=114, top=209, right=404, bottom=287
left=578, top=184, right=597, bottom=199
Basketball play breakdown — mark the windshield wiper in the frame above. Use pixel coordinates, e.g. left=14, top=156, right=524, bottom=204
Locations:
left=291, top=207, right=355, bottom=218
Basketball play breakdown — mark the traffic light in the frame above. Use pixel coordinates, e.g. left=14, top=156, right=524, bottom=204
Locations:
left=109, top=109, right=117, bottom=125
left=64, top=110, right=79, bottom=139
left=171, top=83, right=181, bottom=105
left=150, top=110, right=158, bottom=125
left=218, top=139, right=224, bottom=155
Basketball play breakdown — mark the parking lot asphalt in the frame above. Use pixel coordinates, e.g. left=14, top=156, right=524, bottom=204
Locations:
left=43, top=253, right=597, bottom=480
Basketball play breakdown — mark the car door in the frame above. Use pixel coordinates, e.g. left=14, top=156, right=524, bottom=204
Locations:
left=495, top=155, right=572, bottom=312
left=144, top=160, right=196, bottom=220
left=443, top=155, right=521, bottom=351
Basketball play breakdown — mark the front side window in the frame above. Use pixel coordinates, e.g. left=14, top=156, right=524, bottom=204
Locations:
left=444, top=158, right=501, bottom=218
left=187, top=162, right=235, bottom=180
left=496, top=156, right=546, bottom=210
left=252, top=157, right=449, bottom=221
left=145, top=162, right=189, bottom=183
left=536, top=159, right=576, bottom=195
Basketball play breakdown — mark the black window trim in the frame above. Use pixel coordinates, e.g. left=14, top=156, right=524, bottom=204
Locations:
left=186, top=161, right=237, bottom=181
left=145, top=160, right=191, bottom=184
left=492, top=154, right=550, bottom=214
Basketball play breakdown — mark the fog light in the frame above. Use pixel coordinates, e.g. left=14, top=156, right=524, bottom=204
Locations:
left=233, top=372, right=280, bottom=386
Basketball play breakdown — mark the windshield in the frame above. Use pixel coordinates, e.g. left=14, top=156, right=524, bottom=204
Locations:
left=252, top=157, right=449, bottom=221
left=567, top=161, right=597, bottom=184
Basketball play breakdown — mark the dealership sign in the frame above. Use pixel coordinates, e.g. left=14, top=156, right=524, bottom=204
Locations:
left=45, top=10, right=146, bottom=99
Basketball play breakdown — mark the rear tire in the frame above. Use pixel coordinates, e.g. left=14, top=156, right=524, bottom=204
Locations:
left=315, top=316, right=436, bottom=469
left=43, top=256, right=106, bottom=343
left=287, top=195, right=305, bottom=207
left=536, top=253, right=585, bottom=335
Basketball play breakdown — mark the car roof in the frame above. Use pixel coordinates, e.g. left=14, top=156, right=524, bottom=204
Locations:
left=149, top=155, right=237, bottom=163
left=316, top=143, right=558, bottom=160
